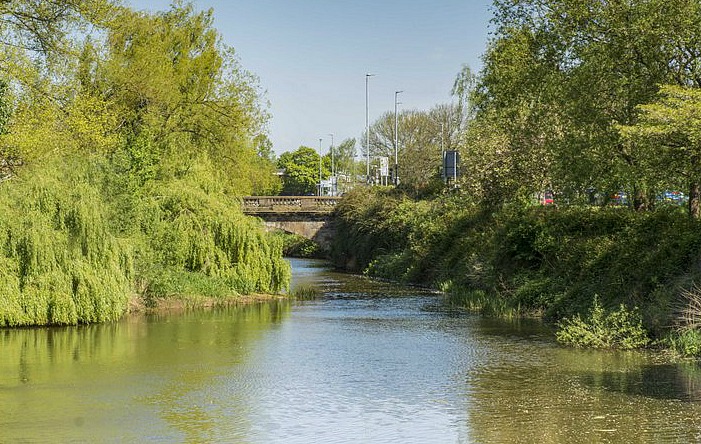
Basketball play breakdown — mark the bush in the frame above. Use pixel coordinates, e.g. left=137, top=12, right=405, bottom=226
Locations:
left=556, top=296, right=650, bottom=349
left=273, top=232, right=323, bottom=258
left=667, top=329, right=701, bottom=357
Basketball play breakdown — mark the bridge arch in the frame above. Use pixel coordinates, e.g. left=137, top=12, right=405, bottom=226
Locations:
left=242, top=196, right=340, bottom=251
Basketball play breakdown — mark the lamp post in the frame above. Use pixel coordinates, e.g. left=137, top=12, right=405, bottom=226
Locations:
left=365, top=73, right=375, bottom=184
left=318, top=137, right=323, bottom=196
left=441, top=123, right=445, bottom=182
left=328, top=133, right=334, bottom=195
left=394, top=90, right=403, bottom=186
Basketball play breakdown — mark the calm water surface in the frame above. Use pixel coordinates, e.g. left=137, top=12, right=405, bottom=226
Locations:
left=2, top=258, right=701, bottom=443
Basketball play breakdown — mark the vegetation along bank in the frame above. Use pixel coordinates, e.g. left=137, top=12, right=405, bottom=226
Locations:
left=331, top=188, right=701, bottom=357
left=324, top=0, right=701, bottom=358
left=0, top=2, right=290, bottom=327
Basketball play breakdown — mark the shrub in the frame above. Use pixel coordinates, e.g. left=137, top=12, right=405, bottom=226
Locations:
left=556, top=296, right=650, bottom=349
left=667, top=329, right=701, bottom=357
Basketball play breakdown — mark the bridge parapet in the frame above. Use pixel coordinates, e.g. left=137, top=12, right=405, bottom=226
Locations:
left=242, top=196, right=340, bottom=214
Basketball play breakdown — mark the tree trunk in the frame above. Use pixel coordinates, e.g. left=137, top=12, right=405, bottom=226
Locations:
left=633, top=185, right=651, bottom=211
left=690, top=182, right=701, bottom=219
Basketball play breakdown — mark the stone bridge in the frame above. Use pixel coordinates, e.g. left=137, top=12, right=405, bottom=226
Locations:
left=241, top=196, right=341, bottom=250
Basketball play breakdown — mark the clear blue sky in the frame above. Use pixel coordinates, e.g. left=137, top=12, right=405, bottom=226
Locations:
left=126, top=0, right=493, bottom=155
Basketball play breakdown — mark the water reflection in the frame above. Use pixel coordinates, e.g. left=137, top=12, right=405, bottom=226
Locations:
left=0, top=301, right=292, bottom=442
left=467, top=333, right=701, bottom=443
left=580, top=363, right=701, bottom=402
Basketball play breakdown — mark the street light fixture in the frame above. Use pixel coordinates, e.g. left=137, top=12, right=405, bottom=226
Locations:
left=394, top=90, right=403, bottom=186
left=365, top=73, right=375, bottom=184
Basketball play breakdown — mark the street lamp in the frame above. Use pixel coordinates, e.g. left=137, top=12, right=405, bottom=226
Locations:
left=327, top=133, right=335, bottom=196
left=394, top=90, right=403, bottom=186
left=318, top=137, right=323, bottom=196
left=365, top=73, right=375, bottom=184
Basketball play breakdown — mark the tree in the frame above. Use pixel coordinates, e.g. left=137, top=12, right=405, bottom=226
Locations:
left=367, top=103, right=466, bottom=194
left=96, top=2, right=270, bottom=194
left=620, top=85, right=701, bottom=218
left=466, top=0, right=693, bottom=206
left=277, top=146, right=328, bottom=195
left=331, top=137, right=358, bottom=193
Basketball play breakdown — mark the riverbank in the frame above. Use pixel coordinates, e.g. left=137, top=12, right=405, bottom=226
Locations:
left=127, top=292, right=287, bottom=315
left=331, top=187, right=701, bottom=356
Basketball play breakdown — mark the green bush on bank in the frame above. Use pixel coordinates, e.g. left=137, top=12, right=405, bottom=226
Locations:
left=272, top=231, right=323, bottom=258
left=332, top=188, right=701, bottom=351
left=556, top=296, right=650, bottom=349
left=0, top=165, right=131, bottom=326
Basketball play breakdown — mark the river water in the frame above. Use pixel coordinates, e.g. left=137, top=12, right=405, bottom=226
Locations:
left=2, top=258, right=701, bottom=443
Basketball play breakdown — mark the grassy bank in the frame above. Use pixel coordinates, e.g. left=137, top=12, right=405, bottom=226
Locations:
left=332, top=187, right=701, bottom=355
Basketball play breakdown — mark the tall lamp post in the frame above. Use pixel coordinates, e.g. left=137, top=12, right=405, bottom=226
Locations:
left=318, top=137, right=323, bottom=196
left=394, top=90, right=403, bottom=186
left=365, top=73, right=375, bottom=184
left=328, top=133, right=334, bottom=195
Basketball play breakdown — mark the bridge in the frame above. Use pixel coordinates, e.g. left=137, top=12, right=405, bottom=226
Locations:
left=241, top=196, right=340, bottom=214
left=242, top=196, right=341, bottom=251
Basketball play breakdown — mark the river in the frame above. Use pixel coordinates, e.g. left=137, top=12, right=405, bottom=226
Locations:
left=2, top=258, right=701, bottom=443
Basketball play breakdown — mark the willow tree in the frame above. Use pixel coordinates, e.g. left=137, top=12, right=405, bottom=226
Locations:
left=0, top=1, right=291, bottom=327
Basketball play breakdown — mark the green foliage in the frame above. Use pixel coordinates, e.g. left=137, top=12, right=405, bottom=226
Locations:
left=367, top=103, right=466, bottom=196
left=139, top=172, right=290, bottom=296
left=619, top=85, right=701, bottom=218
left=271, top=231, right=322, bottom=258
left=666, top=329, right=701, bottom=357
left=333, top=190, right=701, bottom=342
left=290, top=285, right=322, bottom=301
left=277, top=146, right=327, bottom=195
left=0, top=1, right=291, bottom=327
left=556, top=297, right=650, bottom=350
left=442, top=284, right=520, bottom=319
left=467, top=0, right=701, bottom=208
left=0, top=162, right=131, bottom=327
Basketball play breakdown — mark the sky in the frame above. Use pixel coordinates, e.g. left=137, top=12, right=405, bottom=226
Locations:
left=126, top=0, right=494, bottom=155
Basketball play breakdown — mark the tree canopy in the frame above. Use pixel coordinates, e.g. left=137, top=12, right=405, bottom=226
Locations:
left=277, top=146, right=328, bottom=195
left=459, top=0, right=701, bottom=214
left=0, top=0, right=290, bottom=327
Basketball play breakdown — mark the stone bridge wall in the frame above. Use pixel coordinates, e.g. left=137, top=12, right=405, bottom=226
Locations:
left=242, top=197, right=340, bottom=251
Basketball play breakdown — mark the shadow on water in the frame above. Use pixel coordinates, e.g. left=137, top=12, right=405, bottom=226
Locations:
left=579, top=362, right=701, bottom=402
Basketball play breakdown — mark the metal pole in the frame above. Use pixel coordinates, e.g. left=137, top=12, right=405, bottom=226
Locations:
left=365, top=73, right=374, bottom=183
left=318, top=137, right=323, bottom=196
left=328, top=133, right=334, bottom=195
left=441, top=122, right=445, bottom=183
left=394, top=90, right=402, bottom=186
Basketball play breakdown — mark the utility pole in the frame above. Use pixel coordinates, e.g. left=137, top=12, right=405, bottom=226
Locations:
left=365, top=73, right=375, bottom=184
left=328, top=133, right=334, bottom=196
left=394, top=90, right=403, bottom=186
left=318, top=137, right=323, bottom=196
